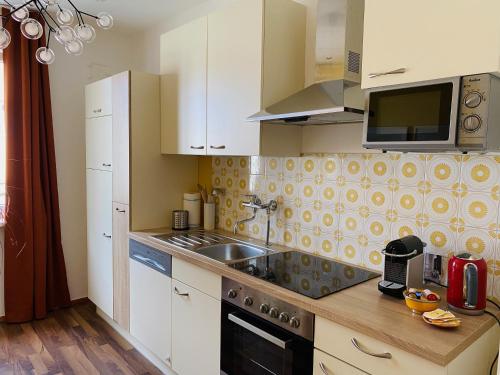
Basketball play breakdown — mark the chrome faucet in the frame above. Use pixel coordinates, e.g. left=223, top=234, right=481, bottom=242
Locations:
left=234, top=194, right=278, bottom=247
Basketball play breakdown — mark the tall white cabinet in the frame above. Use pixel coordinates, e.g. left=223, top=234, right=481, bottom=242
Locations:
left=85, top=72, right=197, bottom=330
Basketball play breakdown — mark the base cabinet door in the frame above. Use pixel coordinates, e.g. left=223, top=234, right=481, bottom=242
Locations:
left=171, top=279, right=221, bottom=375
left=130, top=258, right=172, bottom=364
left=86, top=169, right=113, bottom=318
left=314, top=349, right=368, bottom=375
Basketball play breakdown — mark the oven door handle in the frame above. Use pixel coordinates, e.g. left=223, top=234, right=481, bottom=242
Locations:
left=228, top=313, right=290, bottom=349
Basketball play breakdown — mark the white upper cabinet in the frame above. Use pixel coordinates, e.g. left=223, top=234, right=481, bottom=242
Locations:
left=85, top=77, right=112, bottom=118
left=206, top=0, right=305, bottom=156
left=206, top=1, right=263, bottom=156
left=362, top=0, right=500, bottom=89
left=160, top=17, right=208, bottom=155
left=160, top=0, right=305, bottom=156
left=86, top=116, right=112, bottom=171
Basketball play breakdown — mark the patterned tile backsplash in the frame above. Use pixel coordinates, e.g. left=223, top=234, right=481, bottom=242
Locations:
left=211, top=153, right=500, bottom=302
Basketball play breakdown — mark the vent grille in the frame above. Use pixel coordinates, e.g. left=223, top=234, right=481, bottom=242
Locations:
left=347, top=50, right=361, bottom=74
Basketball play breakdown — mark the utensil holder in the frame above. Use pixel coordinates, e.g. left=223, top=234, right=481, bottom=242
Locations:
left=204, top=203, right=215, bottom=231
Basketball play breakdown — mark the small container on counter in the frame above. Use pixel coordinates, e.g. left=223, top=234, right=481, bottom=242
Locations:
left=172, top=210, right=189, bottom=230
left=183, top=192, right=201, bottom=228
left=204, top=202, right=216, bottom=230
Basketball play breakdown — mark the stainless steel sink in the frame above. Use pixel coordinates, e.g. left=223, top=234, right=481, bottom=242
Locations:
left=195, top=243, right=268, bottom=263
left=151, top=230, right=273, bottom=264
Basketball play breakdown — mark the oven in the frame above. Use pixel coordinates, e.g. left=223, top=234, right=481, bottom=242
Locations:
left=221, top=301, right=312, bottom=375
left=362, top=73, right=500, bottom=152
left=220, top=278, right=313, bottom=375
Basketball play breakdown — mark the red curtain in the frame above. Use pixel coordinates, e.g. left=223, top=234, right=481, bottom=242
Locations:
left=3, top=10, right=70, bottom=322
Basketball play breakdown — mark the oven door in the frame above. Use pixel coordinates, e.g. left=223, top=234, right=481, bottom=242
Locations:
left=362, top=77, right=461, bottom=151
left=221, top=301, right=313, bottom=375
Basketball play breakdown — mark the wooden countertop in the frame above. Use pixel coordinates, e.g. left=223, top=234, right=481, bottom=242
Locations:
left=129, top=228, right=498, bottom=366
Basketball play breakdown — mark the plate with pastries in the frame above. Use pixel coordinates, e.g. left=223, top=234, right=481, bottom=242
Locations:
left=422, top=309, right=461, bottom=328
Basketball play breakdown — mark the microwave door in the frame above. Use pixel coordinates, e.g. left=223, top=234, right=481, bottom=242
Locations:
left=362, top=77, right=461, bottom=151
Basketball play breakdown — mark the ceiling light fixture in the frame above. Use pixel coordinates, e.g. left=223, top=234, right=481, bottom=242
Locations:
left=0, top=0, right=113, bottom=64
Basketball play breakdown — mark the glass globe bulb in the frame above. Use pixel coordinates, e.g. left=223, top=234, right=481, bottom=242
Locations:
left=35, top=47, right=56, bottom=64
left=75, top=24, right=96, bottom=43
left=65, top=39, right=84, bottom=56
left=11, top=4, right=29, bottom=22
left=55, top=26, right=75, bottom=44
left=56, top=8, right=74, bottom=25
left=0, top=27, right=11, bottom=49
left=96, top=12, right=113, bottom=30
left=20, top=18, right=43, bottom=40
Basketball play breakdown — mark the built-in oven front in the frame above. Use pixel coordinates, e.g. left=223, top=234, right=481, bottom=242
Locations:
left=221, top=300, right=313, bottom=375
left=362, top=76, right=462, bottom=151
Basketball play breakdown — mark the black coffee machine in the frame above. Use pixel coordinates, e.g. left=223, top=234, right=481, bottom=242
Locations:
left=378, top=235, right=425, bottom=299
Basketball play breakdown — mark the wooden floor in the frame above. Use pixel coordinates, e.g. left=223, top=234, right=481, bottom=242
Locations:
left=0, top=302, right=163, bottom=375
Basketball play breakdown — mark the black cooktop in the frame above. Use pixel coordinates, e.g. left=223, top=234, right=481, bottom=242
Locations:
left=229, top=251, right=380, bottom=299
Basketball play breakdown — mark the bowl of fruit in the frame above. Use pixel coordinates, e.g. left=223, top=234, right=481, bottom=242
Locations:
left=403, top=288, right=441, bottom=314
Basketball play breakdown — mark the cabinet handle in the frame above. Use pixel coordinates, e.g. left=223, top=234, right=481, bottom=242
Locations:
left=351, top=338, right=392, bottom=359
left=93, top=108, right=102, bottom=113
left=102, top=163, right=112, bottom=167
left=115, top=208, right=126, bottom=213
left=210, top=145, right=226, bottom=150
left=174, top=286, right=189, bottom=297
left=102, top=233, right=112, bottom=239
left=319, top=362, right=329, bottom=375
left=368, top=67, right=406, bottom=78
left=190, top=145, right=205, bottom=150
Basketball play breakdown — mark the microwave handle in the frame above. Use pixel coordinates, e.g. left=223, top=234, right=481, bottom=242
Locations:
left=228, top=313, right=290, bottom=349
left=368, top=68, right=406, bottom=78
left=463, top=263, right=478, bottom=309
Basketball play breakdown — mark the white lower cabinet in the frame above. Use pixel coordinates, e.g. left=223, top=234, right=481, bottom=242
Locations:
left=314, top=349, right=367, bottom=375
left=171, top=278, right=221, bottom=375
left=86, top=169, right=113, bottom=318
left=129, top=257, right=172, bottom=364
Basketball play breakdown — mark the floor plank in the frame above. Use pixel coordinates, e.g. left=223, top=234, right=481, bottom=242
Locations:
left=0, top=302, right=163, bottom=375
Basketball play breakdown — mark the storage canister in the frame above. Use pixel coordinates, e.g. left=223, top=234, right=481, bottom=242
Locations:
left=183, top=192, right=201, bottom=228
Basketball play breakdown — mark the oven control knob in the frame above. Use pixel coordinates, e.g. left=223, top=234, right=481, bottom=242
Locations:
left=462, top=115, right=482, bottom=132
left=269, top=307, right=280, bottom=318
left=279, top=312, right=290, bottom=323
left=243, top=296, right=253, bottom=306
left=259, top=303, right=270, bottom=314
left=227, top=289, right=238, bottom=299
left=464, top=91, right=482, bottom=108
left=289, top=317, right=301, bottom=329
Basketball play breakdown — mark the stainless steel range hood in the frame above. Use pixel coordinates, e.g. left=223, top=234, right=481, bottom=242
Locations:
left=248, top=0, right=365, bottom=125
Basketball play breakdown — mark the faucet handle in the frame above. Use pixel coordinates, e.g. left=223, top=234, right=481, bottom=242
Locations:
left=241, top=194, right=261, bottom=205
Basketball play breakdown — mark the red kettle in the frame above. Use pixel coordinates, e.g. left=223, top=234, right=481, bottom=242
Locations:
left=447, top=253, right=487, bottom=315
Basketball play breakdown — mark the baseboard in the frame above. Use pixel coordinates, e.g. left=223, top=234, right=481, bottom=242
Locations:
left=95, top=307, right=176, bottom=375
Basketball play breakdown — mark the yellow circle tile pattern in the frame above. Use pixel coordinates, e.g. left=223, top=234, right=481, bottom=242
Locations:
left=212, top=154, right=500, bottom=302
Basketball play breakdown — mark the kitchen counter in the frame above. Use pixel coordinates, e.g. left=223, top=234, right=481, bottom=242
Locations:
left=129, top=228, right=499, bottom=367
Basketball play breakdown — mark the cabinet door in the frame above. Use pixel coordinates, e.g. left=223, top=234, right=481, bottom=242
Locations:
left=207, top=0, right=263, bottom=156
left=112, top=202, right=129, bottom=330
left=314, top=349, right=368, bottom=375
left=160, top=17, right=207, bottom=155
left=172, top=279, right=220, bottom=375
left=86, top=116, right=112, bottom=171
left=130, top=258, right=172, bottom=365
left=112, top=72, right=130, bottom=204
left=85, top=77, right=112, bottom=118
left=86, top=169, right=113, bottom=318
left=362, top=0, right=500, bottom=89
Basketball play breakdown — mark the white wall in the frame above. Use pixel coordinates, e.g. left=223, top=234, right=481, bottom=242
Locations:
left=48, top=30, right=140, bottom=301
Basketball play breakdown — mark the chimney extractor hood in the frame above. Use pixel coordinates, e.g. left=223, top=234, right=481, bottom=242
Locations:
left=248, top=0, right=365, bottom=126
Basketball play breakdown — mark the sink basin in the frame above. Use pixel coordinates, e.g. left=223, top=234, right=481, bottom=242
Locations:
left=195, top=243, right=269, bottom=263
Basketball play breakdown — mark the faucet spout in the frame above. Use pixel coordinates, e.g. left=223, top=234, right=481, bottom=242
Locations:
left=233, top=209, right=257, bottom=234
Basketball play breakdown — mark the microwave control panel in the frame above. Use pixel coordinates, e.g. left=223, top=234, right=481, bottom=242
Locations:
left=457, top=74, right=500, bottom=150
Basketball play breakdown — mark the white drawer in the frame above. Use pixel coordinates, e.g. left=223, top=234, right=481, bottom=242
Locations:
left=314, top=349, right=367, bottom=375
left=315, top=317, right=445, bottom=375
left=172, top=257, right=221, bottom=300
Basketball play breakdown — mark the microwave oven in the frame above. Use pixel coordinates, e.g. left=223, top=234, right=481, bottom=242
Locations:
left=362, top=74, right=500, bottom=152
